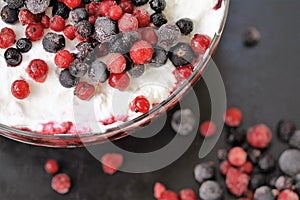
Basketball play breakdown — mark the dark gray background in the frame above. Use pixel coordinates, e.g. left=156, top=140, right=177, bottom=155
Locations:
left=1, top=0, right=300, bottom=199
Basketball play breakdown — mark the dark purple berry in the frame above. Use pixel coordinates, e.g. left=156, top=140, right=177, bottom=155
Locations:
left=69, top=8, right=88, bottom=23
left=168, top=42, right=196, bottom=67
left=275, top=176, right=294, bottom=191
left=25, top=0, right=50, bottom=14
left=254, top=186, right=276, bottom=200
left=16, top=38, right=32, bottom=53
left=158, top=24, right=181, bottom=49
left=194, top=162, right=215, bottom=184
left=69, top=59, right=89, bottom=78
left=226, top=127, right=246, bottom=146
left=52, top=2, right=70, bottom=19
left=258, top=153, right=275, bottom=172
left=94, top=16, right=118, bottom=43
left=76, top=20, right=93, bottom=38
left=289, top=130, right=300, bottom=150
left=217, top=148, right=228, bottom=161
left=199, top=181, right=223, bottom=200
left=277, top=120, right=296, bottom=142
left=128, top=64, right=145, bottom=78
left=149, top=46, right=168, bottom=67
left=250, top=174, right=266, bottom=190
left=243, top=27, right=260, bottom=47
left=109, top=31, right=139, bottom=54
left=150, top=12, right=167, bottom=27
left=149, top=0, right=166, bottom=12
left=176, top=18, right=194, bottom=35
left=88, top=60, right=109, bottom=83
left=131, top=0, right=149, bottom=6
left=171, top=109, right=196, bottom=136
left=42, top=32, right=65, bottom=53
left=1, top=5, right=18, bottom=24
left=4, top=48, right=22, bottom=66
left=76, top=41, right=96, bottom=63
left=59, top=68, right=78, bottom=88
left=6, top=0, right=24, bottom=9
left=279, top=149, right=300, bottom=176
left=95, top=42, right=109, bottom=58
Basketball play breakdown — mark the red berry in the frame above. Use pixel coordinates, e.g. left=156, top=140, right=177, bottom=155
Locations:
left=26, top=59, right=49, bottom=83
left=51, top=173, right=71, bottom=194
left=278, top=189, right=299, bottom=200
left=130, top=40, right=154, bottom=64
left=89, top=15, right=96, bottom=24
left=54, top=50, right=74, bottom=68
left=220, top=160, right=232, bottom=175
left=179, top=189, right=197, bottom=200
left=88, top=2, right=99, bottom=15
left=106, top=53, right=127, bottom=74
left=108, top=72, right=130, bottom=91
left=100, top=116, right=116, bottom=126
left=11, top=80, right=30, bottom=100
left=159, top=190, right=179, bottom=200
left=139, top=27, right=158, bottom=45
left=226, top=167, right=250, bottom=197
left=41, top=15, right=50, bottom=28
left=50, top=15, right=65, bottom=32
left=63, top=25, right=76, bottom=40
left=130, top=95, right=150, bottom=114
left=99, top=0, right=116, bottom=16
left=101, top=153, right=123, bottom=175
left=74, top=82, right=95, bottom=101
left=133, top=8, right=150, bottom=27
left=173, top=65, right=193, bottom=82
left=44, top=159, right=59, bottom=174
left=64, top=0, right=81, bottom=9
left=225, top=107, right=243, bottom=127
left=228, top=147, right=247, bottom=167
left=18, top=9, right=35, bottom=25
left=0, top=27, right=16, bottom=49
left=25, top=23, right=44, bottom=41
left=154, top=182, right=166, bottom=199
left=239, top=161, right=253, bottom=174
left=119, top=0, right=134, bottom=13
left=200, top=120, right=217, bottom=137
left=191, top=34, right=211, bottom=55
left=118, top=13, right=138, bottom=33
left=108, top=5, right=123, bottom=20
left=247, top=124, right=272, bottom=148
left=214, top=0, right=223, bottom=10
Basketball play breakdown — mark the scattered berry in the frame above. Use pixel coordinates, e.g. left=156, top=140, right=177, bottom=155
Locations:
left=277, top=120, right=296, bottom=142
left=253, top=186, right=276, bottom=200
left=108, top=5, right=123, bottom=20
left=109, top=31, right=139, bottom=54
left=278, top=189, right=299, bottom=200
left=1, top=5, right=18, bottom=24
left=194, top=162, right=215, bottom=184
left=258, top=153, right=275, bottom=172
left=88, top=60, right=109, bottom=83
left=219, top=160, right=231, bottom=176
left=74, top=82, right=95, bottom=101
left=169, top=42, right=195, bottom=67
left=159, top=190, right=179, bottom=200
left=94, top=16, right=117, bottom=42
left=279, top=149, right=300, bottom=176
left=76, top=20, right=94, bottom=38
left=44, top=159, right=59, bottom=174
left=4, top=48, right=22, bottom=66
left=179, top=189, right=197, bottom=200
left=69, top=7, right=88, bottom=23
left=217, top=148, right=228, bottom=161
left=119, top=0, right=134, bottom=14
left=118, top=13, right=138, bottom=33
left=128, top=64, right=145, bottom=78
left=52, top=2, right=70, bottom=19
left=25, top=0, right=50, bottom=14
left=228, top=147, right=247, bottom=167
left=289, top=130, right=300, bottom=150
left=18, top=9, right=35, bottom=25
left=150, top=12, right=167, bottom=27
left=226, top=127, right=246, bottom=146
left=50, top=15, right=66, bottom=32
left=0, top=27, right=16, bottom=49
left=154, top=182, right=166, bottom=199
left=69, top=59, right=89, bottom=77
left=191, top=34, right=211, bottom=55
left=59, top=68, right=78, bottom=88
left=25, top=23, right=44, bottom=41
left=131, top=0, right=149, bottom=6
left=139, top=27, right=158, bottom=45
left=63, top=25, right=76, bottom=40
left=275, top=176, right=294, bottom=191
left=247, top=124, right=272, bottom=149
left=99, top=0, right=116, bottom=16
left=226, top=167, right=250, bottom=197
left=248, top=148, right=262, bottom=164
left=54, top=50, right=74, bottom=68
left=41, top=15, right=50, bottom=28
left=64, top=0, right=82, bottom=9
left=26, top=59, right=49, bottom=83
left=171, top=108, right=196, bottom=136
left=129, top=95, right=150, bottom=114
left=149, top=46, right=168, bottom=67
left=176, top=18, right=194, bottom=35
left=158, top=24, right=181, bottom=49
left=16, top=38, right=32, bottom=53
left=108, top=72, right=130, bottom=91
left=101, top=153, right=123, bottom=175
left=200, top=120, right=217, bottom=137
left=225, top=107, right=243, bottom=127
left=51, top=173, right=71, bottom=194
left=133, top=8, right=150, bottom=27
left=239, top=161, right=253, bottom=174
left=106, top=53, right=127, bottom=74
left=130, top=40, right=154, bottom=64
left=199, top=181, right=223, bottom=200
left=243, top=27, right=261, bottom=47
left=76, top=41, right=95, bottom=61
left=149, top=0, right=166, bottom=12
left=42, top=32, right=66, bottom=53
left=11, top=80, right=30, bottom=100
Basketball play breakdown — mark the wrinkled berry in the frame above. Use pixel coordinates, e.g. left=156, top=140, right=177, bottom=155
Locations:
left=119, top=0, right=134, bottom=14
left=254, top=186, right=275, bottom=200
left=44, top=159, right=59, bottom=174
left=247, top=124, right=272, bottom=149
left=101, top=153, right=123, bottom=175
left=4, top=48, right=22, bottom=66
left=50, top=15, right=65, bottom=32
left=52, top=2, right=70, bottom=19
left=258, top=153, right=275, bottom=172
left=88, top=60, right=109, bottom=83
left=25, top=0, right=50, bottom=14
left=42, top=32, right=65, bottom=53
left=76, top=41, right=95, bottom=62
left=149, top=0, right=166, bottom=12
left=18, top=9, right=35, bottom=25
left=26, top=59, right=48, bottom=83
left=70, top=8, right=88, bottom=24
left=277, top=120, right=296, bottom=142
left=151, top=12, right=167, bottom=27
left=279, top=149, right=300, bottom=176
left=94, top=16, right=118, bottom=42
left=176, top=18, right=194, bottom=35
left=108, top=5, right=123, bottom=21
left=118, top=13, right=138, bottom=33
left=199, top=181, right=223, bottom=200
left=169, top=43, right=195, bottom=67
left=0, top=27, right=16, bottom=49
left=289, top=130, right=300, bottom=150
left=226, top=167, right=250, bottom=197
left=51, top=173, right=71, bottom=194
left=26, top=23, right=44, bottom=41
left=59, top=68, right=78, bottom=88
left=54, top=50, right=74, bottom=68
left=133, top=8, right=150, bottom=27
left=194, top=162, right=215, bottom=184
left=1, top=5, right=19, bottom=24
left=76, top=20, right=94, bottom=38
left=63, top=25, right=76, bottom=40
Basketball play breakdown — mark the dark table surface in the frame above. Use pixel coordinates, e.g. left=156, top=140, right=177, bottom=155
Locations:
left=1, top=0, right=300, bottom=199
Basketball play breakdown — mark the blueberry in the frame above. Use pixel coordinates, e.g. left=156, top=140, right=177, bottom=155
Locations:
left=248, top=148, right=262, bottom=164
left=131, top=0, right=149, bottom=6
left=158, top=24, right=181, bottom=49
left=1, top=5, right=18, bottom=24
left=109, top=31, right=139, bottom=54
left=168, top=43, right=195, bottom=68
left=275, top=176, right=294, bottom=191
left=289, top=130, right=300, bottom=149
left=94, top=16, right=118, bottom=43
left=69, top=8, right=89, bottom=23
left=226, top=127, right=246, bottom=146
left=150, top=13, right=168, bottom=27
left=194, top=162, right=215, bottom=184
left=76, top=20, right=94, bottom=38
left=16, top=38, right=32, bottom=53
left=59, top=69, right=78, bottom=88
left=253, top=186, right=275, bottom=200
left=279, top=149, right=300, bottom=176
left=128, top=64, right=145, bottom=78
left=25, top=0, right=50, bottom=14
left=52, top=2, right=70, bottom=19
left=149, top=46, right=168, bottom=67
left=199, top=181, right=223, bottom=200
left=171, top=109, right=196, bottom=136
left=6, top=0, right=24, bottom=9
left=4, top=48, right=22, bottom=66
left=95, top=42, right=109, bottom=58
left=250, top=174, right=266, bottom=190
left=149, top=0, right=166, bottom=12
left=42, top=32, right=65, bottom=53
left=277, top=120, right=296, bottom=142
left=176, top=18, right=194, bottom=35
left=217, top=148, right=228, bottom=161
left=258, top=153, right=275, bottom=172
left=76, top=41, right=96, bottom=63
left=69, top=60, right=89, bottom=78
left=88, top=60, right=109, bottom=83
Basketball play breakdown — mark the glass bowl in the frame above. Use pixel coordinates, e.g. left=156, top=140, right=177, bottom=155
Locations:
left=0, top=0, right=230, bottom=148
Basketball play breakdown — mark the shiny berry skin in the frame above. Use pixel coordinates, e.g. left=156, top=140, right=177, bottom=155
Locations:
left=179, top=189, right=197, bottom=200
left=228, top=147, right=247, bottom=167
left=239, top=161, right=253, bottom=174
left=130, top=40, right=154, bottom=64
left=149, top=0, right=166, bottom=12
left=159, top=190, right=179, bottom=200
left=176, top=18, right=194, bottom=35
left=150, top=12, right=167, bottom=27
left=1, top=5, right=19, bottom=24
left=99, top=1, right=116, bottom=16
left=64, top=0, right=82, bottom=9
left=54, top=50, right=74, bottom=68
left=11, top=80, right=30, bottom=100
left=220, top=160, right=232, bottom=175
left=16, top=38, right=32, bottom=53
left=18, top=9, right=35, bottom=25
left=59, top=68, right=78, bottom=88
left=118, top=13, right=138, bottom=33
left=226, top=167, right=250, bottom=197
left=225, top=107, right=243, bottom=127
left=44, top=159, right=59, bottom=174
left=200, top=120, right=217, bottom=137
left=0, top=27, right=16, bottom=49
left=191, top=34, right=211, bottom=55
left=277, top=120, right=296, bottom=142
left=173, top=65, right=193, bottom=82
left=63, top=25, right=76, bottom=40
left=50, top=15, right=65, bottom=32
left=108, top=5, right=123, bottom=20
left=119, top=0, right=134, bottom=14
left=130, top=95, right=150, bottom=114
left=278, top=189, right=299, bottom=200
left=247, top=124, right=272, bottom=148
left=101, top=153, right=123, bottom=175
left=154, top=182, right=166, bottom=199
left=74, top=82, right=95, bottom=101
left=106, top=53, right=126, bottom=74
left=133, top=8, right=150, bottom=27
left=26, top=59, right=49, bottom=83
left=4, top=48, right=22, bottom=66
left=25, top=23, right=44, bottom=41
left=51, top=173, right=71, bottom=194
left=108, top=72, right=130, bottom=91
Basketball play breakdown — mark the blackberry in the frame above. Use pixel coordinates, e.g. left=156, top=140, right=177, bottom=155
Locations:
left=258, top=153, right=275, bottom=172
left=88, top=60, right=109, bottom=83
left=4, top=48, right=22, bottom=66
left=25, top=0, right=50, bottom=14
left=16, top=38, right=32, bottom=53
left=149, top=46, right=168, bottom=67
left=6, top=0, right=24, bottom=9
left=194, top=162, right=215, bottom=184
left=150, top=13, right=167, bottom=27
left=76, top=20, right=94, bottom=38
left=69, top=59, right=89, bottom=78
left=250, top=174, right=266, bottom=190
left=109, top=31, right=139, bottom=54
left=94, top=16, right=118, bottom=43
left=171, top=109, right=196, bottom=136
left=149, top=0, right=166, bottom=12
left=168, top=43, right=195, bottom=67
left=279, top=149, right=300, bottom=176
left=176, top=18, right=194, bottom=35
left=199, top=181, right=223, bottom=200
left=52, top=2, right=70, bottom=19
left=226, top=127, right=246, bottom=146
left=1, top=5, right=18, bottom=24
left=158, top=24, right=181, bottom=49
left=253, top=186, right=275, bottom=200
left=69, top=8, right=89, bottom=23
left=42, top=32, right=65, bottom=53
left=76, top=41, right=96, bottom=63
left=289, top=130, right=300, bottom=149
left=59, top=69, right=78, bottom=88
left=277, top=120, right=296, bottom=142
left=131, top=0, right=149, bottom=6
left=275, top=176, right=294, bottom=191
left=217, top=148, right=228, bottom=161
left=128, top=64, right=145, bottom=78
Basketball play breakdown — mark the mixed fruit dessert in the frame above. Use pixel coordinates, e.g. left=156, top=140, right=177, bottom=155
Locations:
left=0, top=0, right=225, bottom=134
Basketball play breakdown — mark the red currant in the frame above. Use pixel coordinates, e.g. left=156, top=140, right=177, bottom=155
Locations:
left=99, top=0, right=116, bottom=16
left=130, top=95, right=150, bottom=114
left=228, top=147, right=247, bottom=167
left=118, top=13, right=138, bottom=33
left=239, top=161, right=253, bottom=174
left=18, top=9, right=35, bottom=25
left=220, top=160, right=232, bottom=175
left=50, top=15, right=65, bottom=32
left=63, top=25, right=76, bottom=40
left=108, top=5, right=123, bottom=20
left=74, top=82, right=95, bottom=101
left=225, top=107, right=242, bottom=127
left=179, top=189, right=197, bottom=200
left=64, top=0, right=81, bottom=9
left=106, top=53, right=127, bottom=74
left=26, top=59, right=49, bottom=83
left=25, top=23, right=44, bottom=41
left=41, top=15, right=50, bottom=28
left=108, top=72, right=130, bottom=91
left=54, top=50, right=74, bottom=68
left=191, top=34, right=211, bottom=55
left=119, top=0, right=134, bottom=14
left=101, top=153, right=123, bottom=175
left=133, top=8, right=150, bottom=27
left=173, top=65, right=193, bottom=82
left=247, top=124, right=272, bottom=148
left=44, top=159, right=59, bottom=174
left=154, top=182, right=166, bottom=199
left=11, top=79, right=30, bottom=100
left=200, top=120, right=217, bottom=137
left=130, top=40, right=154, bottom=64
left=159, top=190, right=179, bottom=200
left=0, top=27, right=16, bottom=49
left=51, top=173, right=71, bottom=194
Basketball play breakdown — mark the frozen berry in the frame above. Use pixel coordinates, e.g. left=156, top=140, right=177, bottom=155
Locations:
left=278, top=189, right=299, bottom=200
left=18, top=9, right=35, bottom=25
left=133, top=8, right=150, bottom=27
left=194, top=162, right=215, bottom=184
left=279, top=149, right=300, bottom=176
left=226, top=167, right=250, bottom=197
left=26, top=59, right=49, bottom=83
left=69, top=8, right=88, bottom=23
left=130, top=40, right=154, bottom=64
left=64, top=0, right=82, bottom=9
left=49, top=15, right=65, bottom=32
left=101, top=153, right=123, bottom=175
left=1, top=5, right=18, bottom=24
left=150, top=12, right=167, bottom=27
left=149, top=0, right=166, bottom=12
left=128, top=64, right=144, bottom=78
left=108, top=72, right=130, bottom=91
left=200, top=120, right=217, bottom=137
left=159, top=190, right=179, bottom=200
left=225, top=107, right=243, bottom=127
left=249, top=173, right=266, bottom=190
left=99, top=0, right=117, bottom=16
left=173, top=65, right=193, bottom=82
left=25, top=0, right=50, bottom=14
left=6, top=0, right=24, bottom=9
left=69, top=59, right=89, bottom=77
left=149, top=46, right=168, bottom=67
left=247, top=124, right=272, bottom=149
left=11, top=80, right=30, bottom=99
left=258, top=153, right=275, bottom=172
left=169, top=43, right=195, bottom=67
left=16, top=38, right=32, bottom=53
left=217, top=148, right=228, bottom=161
left=44, top=159, right=59, bottom=174
left=275, top=176, right=294, bottom=191
left=0, top=27, right=16, bottom=49
left=94, top=16, right=117, bottom=42
left=54, top=50, right=74, bottom=68
left=226, top=127, right=246, bottom=146
left=131, top=0, right=149, bottom=6
left=63, top=25, right=76, bottom=40
left=239, top=161, right=253, bottom=174
left=51, top=173, right=71, bottom=194
left=108, top=5, right=123, bottom=20
left=219, top=160, right=231, bottom=176
left=176, top=18, right=194, bottom=35
left=289, top=130, right=300, bottom=150
left=158, top=24, right=181, bottom=49
left=228, top=147, right=247, bottom=167
left=119, top=0, right=134, bottom=14
left=254, top=186, right=276, bottom=200
left=243, top=27, right=260, bottom=47
left=41, top=15, right=50, bottom=28
left=74, top=82, right=95, bottom=101
left=95, top=42, right=109, bottom=58
left=76, top=41, right=95, bottom=61
left=109, top=31, right=139, bottom=54
left=42, top=32, right=65, bottom=53
left=277, top=120, right=296, bottom=142
left=106, top=53, right=127, bottom=74
left=154, top=182, right=166, bottom=199
left=88, top=60, right=109, bottom=83
left=59, top=68, right=78, bottom=88
left=4, top=48, right=22, bottom=66
left=191, top=34, right=211, bottom=55
left=118, top=13, right=138, bottom=33
left=76, top=20, right=94, bottom=38
left=25, top=23, right=44, bottom=41
left=52, top=2, right=70, bottom=19
left=179, top=189, right=197, bottom=200
left=139, top=27, right=158, bottom=45
left=199, top=181, right=223, bottom=200
left=171, top=108, right=196, bottom=136
left=129, top=95, right=150, bottom=114
left=248, top=148, right=262, bottom=164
